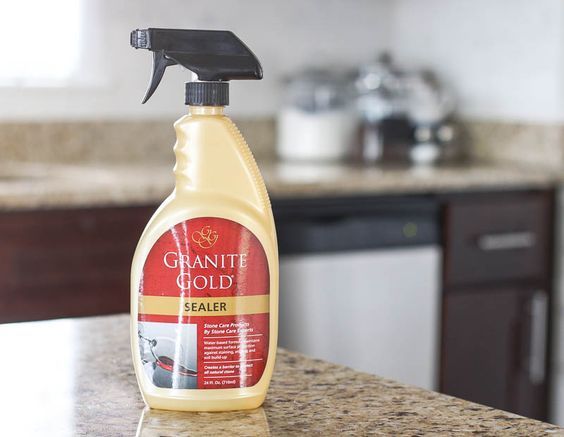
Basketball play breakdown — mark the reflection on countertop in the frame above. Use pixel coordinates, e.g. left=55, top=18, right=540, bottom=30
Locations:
left=0, top=314, right=562, bottom=436
left=0, top=160, right=558, bottom=210
left=137, top=407, right=271, bottom=436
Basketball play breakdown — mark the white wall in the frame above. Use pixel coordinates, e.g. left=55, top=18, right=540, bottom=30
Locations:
left=387, top=0, right=564, bottom=122
left=0, top=0, right=391, bottom=121
left=3, top=0, right=564, bottom=123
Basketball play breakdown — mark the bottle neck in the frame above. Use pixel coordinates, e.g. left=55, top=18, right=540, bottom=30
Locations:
left=174, top=105, right=228, bottom=192
left=188, top=106, right=225, bottom=116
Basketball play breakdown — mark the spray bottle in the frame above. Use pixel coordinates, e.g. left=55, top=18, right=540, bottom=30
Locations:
left=129, top=28, right=278, bottom=412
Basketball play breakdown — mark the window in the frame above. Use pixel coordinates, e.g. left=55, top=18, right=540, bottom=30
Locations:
left=0, top=0, right=81, bottom=86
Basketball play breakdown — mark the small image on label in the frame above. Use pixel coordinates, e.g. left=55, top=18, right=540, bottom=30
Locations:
left=139, top=321, right=198, bottom=389
left=138, top=217, right=270, bottom=389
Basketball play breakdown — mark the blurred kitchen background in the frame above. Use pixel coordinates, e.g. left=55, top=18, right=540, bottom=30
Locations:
left=3, top=0, right=564, bottom=425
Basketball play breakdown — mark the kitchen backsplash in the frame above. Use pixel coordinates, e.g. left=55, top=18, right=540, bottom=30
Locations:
left=0, top=119, right=276, bottom=164
left=463, top=120, right=564, bottom=169
left=0, top=118, right=562, bottom=169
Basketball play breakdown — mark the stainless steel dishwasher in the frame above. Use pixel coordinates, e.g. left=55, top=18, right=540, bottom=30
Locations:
left=276, top=197, right=441, bottom=390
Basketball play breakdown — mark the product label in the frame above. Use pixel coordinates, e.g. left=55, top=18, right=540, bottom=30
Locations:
left=138, top=217, right=269, bottom=390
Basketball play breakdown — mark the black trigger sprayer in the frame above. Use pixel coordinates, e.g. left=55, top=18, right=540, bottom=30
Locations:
left=130, top=28, right=263, bottom=105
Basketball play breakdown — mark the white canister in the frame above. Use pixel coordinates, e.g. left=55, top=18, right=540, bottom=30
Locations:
left=277, top=107, right=358, bottom=162
left=276, top=69, right=358, bottom=162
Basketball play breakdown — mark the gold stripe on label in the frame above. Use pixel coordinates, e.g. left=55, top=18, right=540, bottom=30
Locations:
left=139, top=295, right=269, bottom=317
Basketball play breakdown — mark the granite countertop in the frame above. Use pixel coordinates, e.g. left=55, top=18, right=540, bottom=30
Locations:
left=1, top=314, right=562, bottom=436
left=0, top=160, right=559, bottom=210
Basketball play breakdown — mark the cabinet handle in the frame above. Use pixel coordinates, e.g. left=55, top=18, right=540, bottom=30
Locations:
left=476, top=231, right=536, bottom=251
left=529, top=290, right=548, bottom=385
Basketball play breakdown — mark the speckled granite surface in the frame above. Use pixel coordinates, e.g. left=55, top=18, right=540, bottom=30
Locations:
left=1, top=314, right=562, bottom=436
left=0, top=119, right=276, bottom=164
left=0, top=117, right=560, bottom=210
left=0, top=160, right=558, bottom=210
left=465, top=120, right=564, bottom=170
left=0, top=117, right=563, bottom=211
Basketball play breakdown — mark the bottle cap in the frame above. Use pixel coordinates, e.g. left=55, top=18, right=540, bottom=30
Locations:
left=185, top=82, right=229, bottom=106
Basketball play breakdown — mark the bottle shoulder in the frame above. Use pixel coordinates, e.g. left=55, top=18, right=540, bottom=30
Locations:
left=135, top=191, right=276, bottom=257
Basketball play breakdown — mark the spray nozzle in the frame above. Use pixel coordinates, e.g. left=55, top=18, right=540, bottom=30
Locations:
left=130, top=28, right=263, bottom=105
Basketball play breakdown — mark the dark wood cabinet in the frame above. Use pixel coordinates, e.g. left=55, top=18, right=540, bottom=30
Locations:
left=0, top=205, right=155, bottom=323
left=443, top=193, right=550, bottom=287
left=442, top=287, right=548, bottom=419
left=440, top=190, right=553, bottom=421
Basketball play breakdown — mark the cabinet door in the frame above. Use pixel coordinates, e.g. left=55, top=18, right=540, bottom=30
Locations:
left=441, top=288, right=548, bottom=421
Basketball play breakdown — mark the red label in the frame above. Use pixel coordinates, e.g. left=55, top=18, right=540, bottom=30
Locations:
left=137, top=217, right=269, bottom=390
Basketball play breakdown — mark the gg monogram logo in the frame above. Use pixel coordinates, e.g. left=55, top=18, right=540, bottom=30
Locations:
left=191, top=225, right=219, bottom=249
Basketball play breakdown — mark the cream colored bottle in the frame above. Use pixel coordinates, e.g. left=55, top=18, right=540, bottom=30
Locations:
left=130, top=105, right=278, bottom=411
